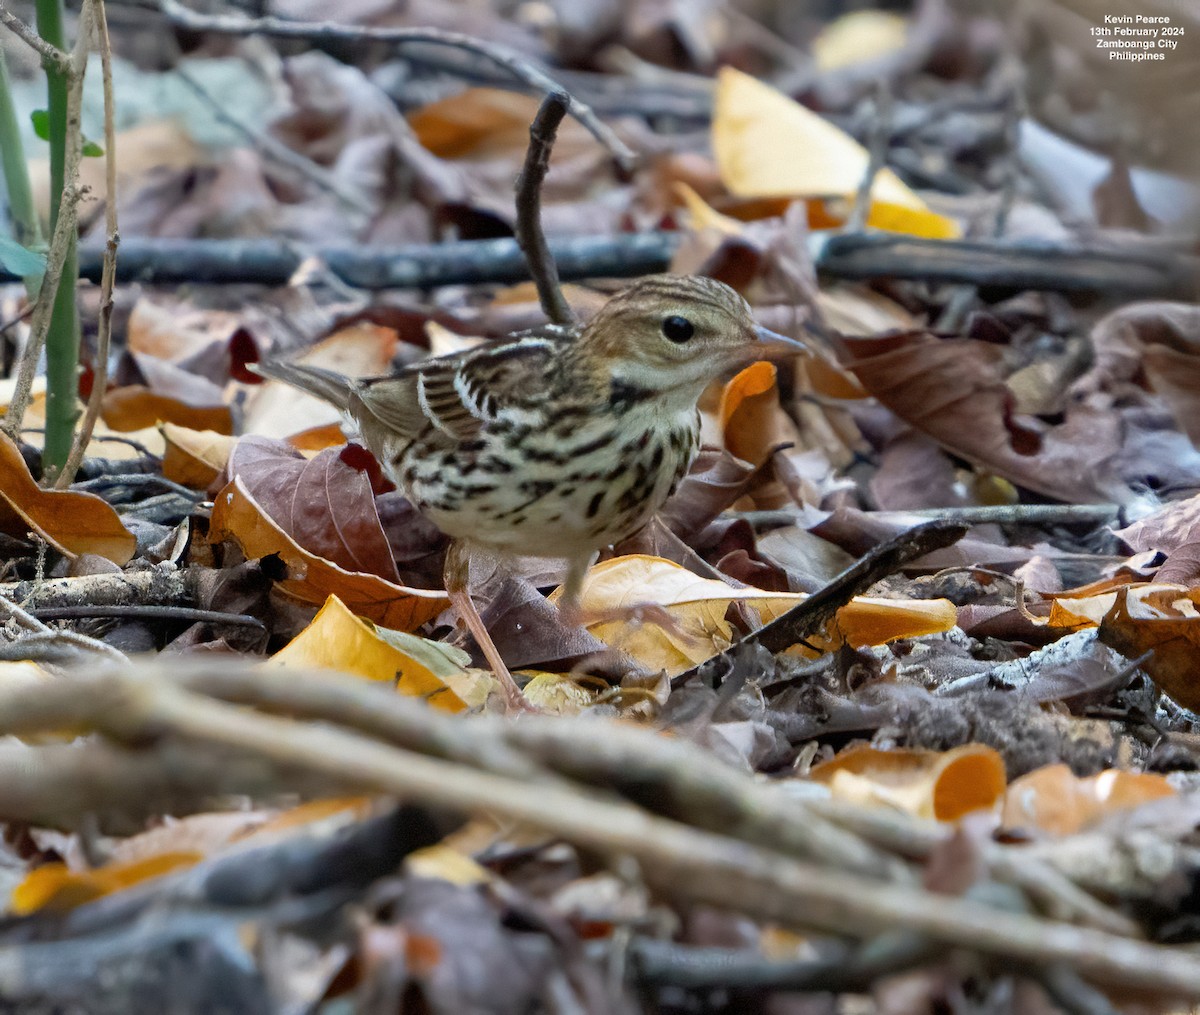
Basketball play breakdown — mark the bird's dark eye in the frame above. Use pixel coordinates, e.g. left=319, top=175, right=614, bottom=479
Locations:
left=661, top=316, right=694, bottom=343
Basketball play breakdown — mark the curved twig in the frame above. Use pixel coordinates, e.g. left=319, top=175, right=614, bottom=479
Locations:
left=515, top=91, right=575, bottom=326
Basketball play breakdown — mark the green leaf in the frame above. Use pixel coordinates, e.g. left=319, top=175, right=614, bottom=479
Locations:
left=373, top=626, right=472, bottom=677
left=30, top=109, right=50, bottom=141
left=30, top=109, right=103, bottom=156
left=0, top=237, right=46, bottom=278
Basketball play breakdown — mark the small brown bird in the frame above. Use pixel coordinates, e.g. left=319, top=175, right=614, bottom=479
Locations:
left=255, top=274, right=805, bottom=708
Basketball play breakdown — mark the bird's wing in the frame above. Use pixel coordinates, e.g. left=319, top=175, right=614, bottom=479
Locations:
left=354, top=333, right=564, bottom=443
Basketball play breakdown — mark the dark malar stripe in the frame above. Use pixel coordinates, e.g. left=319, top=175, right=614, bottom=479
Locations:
left=609, top=378, right=656, bottom=409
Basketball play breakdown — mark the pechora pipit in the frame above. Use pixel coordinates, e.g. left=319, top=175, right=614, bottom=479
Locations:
left=254, top=274, right=806, bottom=709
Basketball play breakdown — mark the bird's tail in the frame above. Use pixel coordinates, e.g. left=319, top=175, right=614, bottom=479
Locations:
left=249, top=360, right=355, bottom=412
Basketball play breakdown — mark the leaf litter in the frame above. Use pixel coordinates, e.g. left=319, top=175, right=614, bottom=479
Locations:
left=2, top=0, right=1200, bottom=1011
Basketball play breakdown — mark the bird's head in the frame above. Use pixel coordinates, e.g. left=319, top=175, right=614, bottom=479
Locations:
left=579, top=274, right=807, bottom=397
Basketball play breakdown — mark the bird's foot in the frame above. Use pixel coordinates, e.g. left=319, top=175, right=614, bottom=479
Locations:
left=557, top=600, right=684, bottom=638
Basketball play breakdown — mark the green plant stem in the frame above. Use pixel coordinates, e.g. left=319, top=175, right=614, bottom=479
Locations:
left=0, top=48, right=44, bottom=271
left=35, top=0, right=81, bottom=476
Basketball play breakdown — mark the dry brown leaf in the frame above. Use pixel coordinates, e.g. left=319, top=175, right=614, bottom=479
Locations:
left=1097, top=585, right=1200, bottom=710
left=209, top=474, right=447, bottom=632
left=160, top=423, right=238, bottom=488
left=843, top=331, right=1143, bottom=504
left=0, top=432, right=136, bottom=565
left=1001, top=763, right=1176, bottom=837
left=408, top=87, right=591, bottom=162
left=808, top=743, right=1006, bottom=822
left=102, top=387, right=234, bottom=435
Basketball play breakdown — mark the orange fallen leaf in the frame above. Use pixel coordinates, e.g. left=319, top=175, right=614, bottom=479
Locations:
left=160, top=423, right=238, bottom=488
left=0, top=432, right=136, bottom=564
left=12, top=852, right=203, bottom=915
left=809, top=743, right=1007, bottom=821
left=102, top=386, right=233, bottom=435
left=719, top=361, right=797, bottom=468
left=1002, top=763, right=1176, bottom=836
left=209, top=475, right=447, bottom=632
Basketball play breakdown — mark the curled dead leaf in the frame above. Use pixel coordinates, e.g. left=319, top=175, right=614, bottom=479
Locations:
left=0, top=432, right=136, bottom=565
left=209, top=474, right=447, bottom=632
left=1002, top=763, right=1176, bottom=837
left=808, top=743, right=1007, bottom=822
left=268, top=594, right=471, bottom=712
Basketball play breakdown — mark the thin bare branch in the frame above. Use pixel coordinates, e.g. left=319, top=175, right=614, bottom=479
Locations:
left=0, top=4, right=72, bottom=75
left=515, top=91, right=575, bottom=326
left=57, top=0, right=118, bottom=488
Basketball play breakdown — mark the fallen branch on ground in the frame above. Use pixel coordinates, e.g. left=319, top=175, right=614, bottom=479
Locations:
left=9, top=233, right=1193, bottom=297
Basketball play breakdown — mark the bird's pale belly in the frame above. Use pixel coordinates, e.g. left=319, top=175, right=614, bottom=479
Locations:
left=393, top=415, right=698, bottom=557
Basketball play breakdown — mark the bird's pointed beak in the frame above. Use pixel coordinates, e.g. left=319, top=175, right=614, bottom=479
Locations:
left=752, top=325, right=811, bottom=360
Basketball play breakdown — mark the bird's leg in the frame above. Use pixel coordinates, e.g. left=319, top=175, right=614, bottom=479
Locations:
left=555, top=553, right=681, bottom=635
left=443, top=541, right=530, bottom=713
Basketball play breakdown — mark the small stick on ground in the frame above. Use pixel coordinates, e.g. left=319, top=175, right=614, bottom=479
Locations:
left=0, top=668, right=1195, bottom=996
left=515, top=91, right=575, bottom=327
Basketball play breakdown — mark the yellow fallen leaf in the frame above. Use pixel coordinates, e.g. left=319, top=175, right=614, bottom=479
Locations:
left=1002, top=763, right=1176, bottom=836
left=809, top=743, right=1006, bottom=821
left=559, top=556, right=956, bottom=674
left=812, top=10, right=909, bottom=71
left=674, top=181, right=746, bottom=236
left=521, top=672, right=597, bottom=714
left=268, top=594, right=468, bottom=712
left=712, top=67, right=959, bottom=239
left=406, top=844, right=491, bottom=886
left=555, top=555, right=803, bottom=674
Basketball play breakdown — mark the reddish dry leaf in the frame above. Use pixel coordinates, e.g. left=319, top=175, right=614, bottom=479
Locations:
left=225, top=436, right=400, bottom=583
left=209, top=474, right=447, bottom=632
left=659, top=448, right=758, bottom=538
left=0, top=433, right=136, bottom=565
left=1073, top=303, right=1200, bottom=446
left=1114, top=494, right=1200, bottom=554
left=842, top=331, right=1142, bottom=503
left=1156, top=542, right=1200, bottom=587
